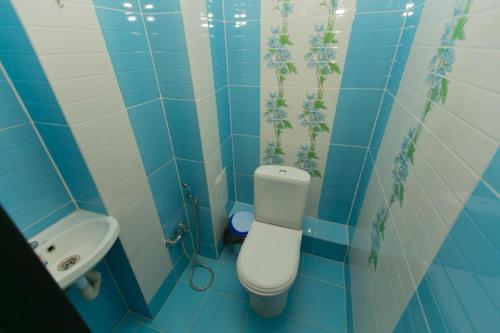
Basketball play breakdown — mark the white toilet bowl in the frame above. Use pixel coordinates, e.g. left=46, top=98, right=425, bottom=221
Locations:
left=237, top=221, right=302, bottom=317
left=236, top=165, right=311, bottom=317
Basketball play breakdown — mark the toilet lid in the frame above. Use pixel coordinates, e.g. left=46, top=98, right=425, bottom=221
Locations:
left=237, top=221, right=302, bottom=295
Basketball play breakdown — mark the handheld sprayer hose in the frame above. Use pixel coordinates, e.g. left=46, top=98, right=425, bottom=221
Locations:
left=180, top=195, right=215, bottom=291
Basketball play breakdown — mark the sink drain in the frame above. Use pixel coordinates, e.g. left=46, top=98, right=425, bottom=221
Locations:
left=57, top=255, right=80, bottom=271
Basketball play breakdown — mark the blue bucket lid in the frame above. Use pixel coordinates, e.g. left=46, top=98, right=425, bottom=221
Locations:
left=229, top=211, right=254, bottom=237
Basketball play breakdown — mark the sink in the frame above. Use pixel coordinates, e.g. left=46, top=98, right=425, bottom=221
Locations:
left=29, top=210, right=119, bottom=289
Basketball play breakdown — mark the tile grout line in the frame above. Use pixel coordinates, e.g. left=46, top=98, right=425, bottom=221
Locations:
left=187, top=288, right=210, bottom=332
left=391, top=74, right=499, bottom=146
left=221, top=0, right=239, bottom=204
left=122, top=247, right=348, bottom=332
left=0, top=63, right=78, bottom=208
left=103, top=260, right=129, bottom=311
left=343, top=3, right=410, bottom=238
left=111, top=310, right=131, bottom=333
left=387, top=89, right=500, bottom=198
left=21, top=202, right=73, bottom=234
left=199, top=0, right=222, bottom=260
left=136, top=0, right=195, bottom=249
left=330, top=7, right=410, bottom=324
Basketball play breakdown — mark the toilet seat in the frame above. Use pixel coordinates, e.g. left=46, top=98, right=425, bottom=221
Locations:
left=237, top=221, right=302, bottom=296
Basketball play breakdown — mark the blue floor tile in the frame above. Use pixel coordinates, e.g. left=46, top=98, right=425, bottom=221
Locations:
left=135, top=323, right=163, bottom=332
left=285, top=276, right=346, bottom=332
left=300, top=253, right=345, bottom=287
left=212, top=252, right=248, bottom=301
left=243, top=310, right=330, bottom=333
left=113, top=248, right=347, bottom=333
left=126, top=311, right=149, bottom=322
left=243, top=311, right=296, bottom=333
left=113, top=315, right=141, bottom=333
left=144, top=282, right=205, bottom=333
left=295, top=321, right=330, bottom=333
left=190, top=291, right=249, bottom=333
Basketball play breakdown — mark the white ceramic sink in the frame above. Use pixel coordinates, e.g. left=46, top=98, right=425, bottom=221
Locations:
left=29, top=210, right=119, bottom=289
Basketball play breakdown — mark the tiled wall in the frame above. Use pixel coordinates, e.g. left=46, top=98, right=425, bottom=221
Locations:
left=119, top=0, right=233, bottom=259
left=0, top=64, right=75, bottom=237
left=0, top=45, right=126, bottom=333
left=2, top=0, right=235, bottom=318
left=224, top=0, right=411, bottom=226
left=0, top=0, right=106, bottom=214
left=0, top=0, right=188, bottom=320
left=92, top=0, right=191, bottom=281
left=346, top=0, right=500, bottom=332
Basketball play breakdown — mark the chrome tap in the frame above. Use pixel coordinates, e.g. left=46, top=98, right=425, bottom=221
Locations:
left=165, top=223, right=189, bottom=248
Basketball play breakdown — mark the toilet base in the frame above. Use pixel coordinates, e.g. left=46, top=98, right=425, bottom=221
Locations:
left=249, top=291, right=288, bottom=318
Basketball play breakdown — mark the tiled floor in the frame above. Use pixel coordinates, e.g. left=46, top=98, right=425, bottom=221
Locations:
left=114, top=249, right=346, bottom=333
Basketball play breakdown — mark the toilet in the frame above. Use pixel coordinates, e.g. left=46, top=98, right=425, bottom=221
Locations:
left=237, top=165, right=311, bottom=317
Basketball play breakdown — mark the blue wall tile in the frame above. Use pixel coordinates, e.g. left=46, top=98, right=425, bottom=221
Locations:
left=147, top=272, right=177, bottom=317
left=225, top=0, right=260, bottom=89
left=330, top=89, right=384, bottom=147
left=347, top=0, right=423, bottom=242
left=36, top=123, right=104, bottom=209
left=223, top=0, right=261, bottom=202
left=221, top=135, right=235, bottom=188
left=140, top=0, right=181, bottom=13
left=23, top=203, right=76, bottom=239
left=347, top=152, right=374, bottom=239
left=186, top=204, right=215, bottom=246
left=94, top=2, right=190, bottom=318
left=149, top=159, right=184, bottom=228
left=216, top=87, right=231, bottom=143
left=235, top=173, right=254, bottom=204
left=320, top=144, right=368, bottom=225
left=176, top=159, right=210, bottom=208
left=318, top=188, right=355, bottom=225
left=163, top=99, right=204, bottom=161
left=143, top=12, right=195, bottom=101
left=230, top=86, right=260, bottom=136
left=162, top=206, right=191, bottom=266
left=233, top=135, right=260, bottom=175
left=224, top=0, right=261, bottom=21
left=352, top=11, right=406, bottom=31
left=66, top=261, right=127, bottom=333
left=355, top=0, right=410, bottom=12
left=93, top=0, right=141, bottom=11
left=1, top=1, right=105, bottom=216
left=322, top=145, right=367, bottom=192
left=0, top=81, right=27, bottom=128
left=208, top=19, right=228, bottom=91
left=106, top=240, right=151, bottom=316
left=0, top=117, right=74, bottom=232
left=127, top=99, right=174, bottom=175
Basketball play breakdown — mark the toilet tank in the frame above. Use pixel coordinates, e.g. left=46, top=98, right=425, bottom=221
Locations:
left=254, top=165, right=311, bottom=230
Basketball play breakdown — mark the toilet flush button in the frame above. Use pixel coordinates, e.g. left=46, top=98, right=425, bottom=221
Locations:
left=279, top=169, right=287, bottom=174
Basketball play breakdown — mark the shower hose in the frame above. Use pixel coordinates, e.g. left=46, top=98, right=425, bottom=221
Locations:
left=180, top=193, right=215, bottom=291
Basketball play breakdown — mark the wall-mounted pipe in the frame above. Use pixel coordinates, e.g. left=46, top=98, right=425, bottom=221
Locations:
left=75, top=271, right=101, bottom=301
